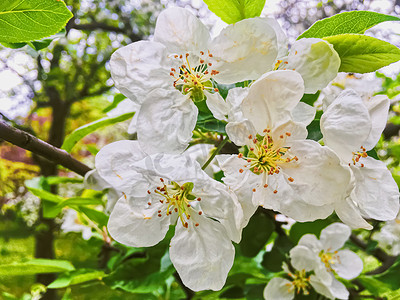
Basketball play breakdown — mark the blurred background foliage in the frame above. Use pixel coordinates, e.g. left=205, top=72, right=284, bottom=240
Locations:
left=1, top=0, right=400, bottom=299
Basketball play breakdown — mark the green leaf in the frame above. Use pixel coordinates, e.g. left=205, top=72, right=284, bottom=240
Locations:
left=78, top=207, right=108, bottom=228
left=203, top=0, right=266, bottom=24
left=289, top=219, right=332, bottom=244
left=301, top=91, right=320, bottom=106
left=196, top=109, right=227, bottom=134
left=0, top=259, right=74, bottom=276
left=1, top=28, right=66, bottom=50
left=103, top=94, right=127, bottom=113
left=0, top=0, right=73, bottom=43
left=48, top=269, right=105, bottom=289
left=25, top=178, right=65, bottom=203
left=61, top=112, right=135, bottom=153
left=324, top=34, right=400, bottom=73
left=298, top=11, right=400, bottom=39
left=46, top=176, right=83, bottom=185
left=239, top=212, right=275, bottom=257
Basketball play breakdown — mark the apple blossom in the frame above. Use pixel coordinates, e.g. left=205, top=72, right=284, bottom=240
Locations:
left=110, top=7, right=280, bottom=153
left=320, top=89, right=400, bottom=229
left=373, top=211, right=400, bottom=255
left=95, top=140, right=243, bottom=291
left=217, top=70, right=351, bottom=227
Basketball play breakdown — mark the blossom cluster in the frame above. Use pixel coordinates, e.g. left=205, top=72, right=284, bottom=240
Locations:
left=91, top=7, right=400, bottom=295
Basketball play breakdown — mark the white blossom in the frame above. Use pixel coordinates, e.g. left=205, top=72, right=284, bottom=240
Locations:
left=217, top=70, right=350, bottom=227
left=95, top=140, right=243, bottom=291
left=321, top=89, right=400, bottom=229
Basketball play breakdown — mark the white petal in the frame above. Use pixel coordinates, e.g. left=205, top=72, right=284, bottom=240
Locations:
left=265, top=18, right=288, bottom=59
left=154, top=7, right=210, bottom=54
left=320, top=222, right=351, bottom=251
left=292, top=102, right=316, bottom=127
left=110, top=41, right=173, bottom=104
left=210, top=18, right=278, bottom=84
left=226, top=86, right=249, bottom=123
left=137, top=89, right=198, bottom=154
left=241, top=70, right=304, bottom=134
left=363, top=95, right=390, bottom=150
left=226, top=120, right=257, bottom=146
left=263, top=277, right=294, bottom=300
left=298, top=234, right=323, bottom=252
left=108, top=196, right=170, bottom=247
left=282, top=140, right=351, bottom=206
left=216, top=155, right=260, bottom=228
left=310, top=275, right=349, bottom=300
left=205, top=90, right=228, bottom=121
left=170, top=215, right=235, bottom=291
left=289, top=245, right=319, bottom=271
left=84, top=169, right=111, bottom=191
left=95, top=140, right=147, bottom=193
left=193, top=179, right=244, bottom=243
left=284, top=38, right=340, bottom=94
left=333, top=249, right=363, bottom=280
left=321, top=89, right=371, bottom=162
left=334, top=196, right=373, bottom=230
left=351, top=157, right=400, bottom=221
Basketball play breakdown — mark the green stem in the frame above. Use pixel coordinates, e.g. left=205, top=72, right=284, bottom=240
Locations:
left=201, top=136, right=229, bottom=170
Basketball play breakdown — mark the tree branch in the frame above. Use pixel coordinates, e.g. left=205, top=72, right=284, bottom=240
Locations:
left=0, top=120, right=91, bottom=177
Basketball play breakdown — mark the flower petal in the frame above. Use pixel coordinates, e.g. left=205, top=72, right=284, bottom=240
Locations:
left=170, top=215, right=235, bottom=291
left=226, top=86, right=249, bottom=122
left=226, top=119, right=257, bottom=146
left=137, top=89, right=198, bottom=154
left=263, top=277, right=294, bottom=300
left=154, top=7, right=210, bottom=54
left=351, top=157, right=400, bottom=221
left=282, top=140, right=351, bottom=206
left=95, top=140, right=147, bottom=193
left=298, top=234, right=323, bottom=251
left=292, top=102, right=316, bottom=127
left=334, top=195, right=373, bottom=230
left=265, top=18, right=288, bottom=59
left=321, top=89, right=371, bottom=162
left=333, top=249, right=363, bottom=280
left=241, top=70, right=304, bottom=134
left=289, top=245, right=319, bottom=271
left=283, top=38, right=340, bottom=94
left=108, top=196, right=170, bottom=247
left=363, top=95, right=390, bottom=150
left=310, top=274, right=349, bottom=300
left=319, top=222, right=351, bottom=251
left=205, top=90, right=228, bottom=121
left=210, top=18, right=278, bottom=84
left=110, top=41, right=173, bottom=104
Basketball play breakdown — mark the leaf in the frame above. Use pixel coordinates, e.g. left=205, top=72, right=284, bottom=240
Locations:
left=61, top=112, right=135, bottom=153
left=0, top=259, right=74, bottom=276
left=203, top=0, right=266, bottom=24
left=48, top=269, right=105, bottom=289
left=239, top=212, right=275, bottom=257
left=103, top=94, right=127, bottom=113
left=1, top=28, right=66, bottom=50
left=78, top=207, right=108, bottom=228
left=324, top=34, right=400, bottom=73
left=0, top=0, right=73, bottom=43
left=298, top=11, right=400, bottom=40
left=301, top=91, right=320, bottom=106
left=46, top=176, right=83, bottom=185
left=289, top=219, right=332, bottom=244
left=196, top=110, right=227, bottom=134
left=25, top=177, right=65, bottom=203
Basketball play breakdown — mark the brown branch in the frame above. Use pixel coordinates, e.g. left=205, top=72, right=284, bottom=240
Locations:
left=0, top=120, right=91, bottom=177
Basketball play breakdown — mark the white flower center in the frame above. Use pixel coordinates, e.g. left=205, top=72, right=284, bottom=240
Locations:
left=169, top=51, right=220, bottom=101
left=149, top=178, right=202, bottom=228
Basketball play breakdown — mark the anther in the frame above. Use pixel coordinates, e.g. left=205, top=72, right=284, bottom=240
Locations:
left=160, top=178, right=164, bottom=182
left=280, top=135, right=284, bottom=139
left=186, top=53, right=189, bottom=57
left=197, top=197, right=201, bottom=201
left=248, top=134, right=253, bottom=139
left=209, top=53, right=213, bottom=57
left=198, top=211, right=203, bottom=215
left=238, top=153, right=243, bottom=158
left=264, top=184, right=268, bottom=188
left=200, top=59, right=205, bottom=64
left=195, top=223, right=199, bottom=227
left=361, top=163, right=364, bottom=167
left=252, top=188, right=256, bottom=192
left=208, top=63, right=212, bottom=66
left=187, top=204, right=191, bottom=207
left=239, top=169, right=244, bottom=173
left=147, top=190, right=151, bottom=194
left=148, top=202, right=151, bottom=205
left=273, top=190, right=278, bottom=194
left=253, top=138, right=258, bottom=144
left=286, top=132, right=291, bottom=136
left=200, top=51, right=204, bottom=55
left=288, top=177, right=294, bottom=182
left=214, top=88, right=219, bottom=92
left=158, top=214, right=162, bottom=217
left=174, top=208, right=178, bottom=212
left=250, top=147, right=254, bottom=151
left=179, top=55, right=183, bottom=59
left=184, top=222, right=188, bottom=228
